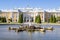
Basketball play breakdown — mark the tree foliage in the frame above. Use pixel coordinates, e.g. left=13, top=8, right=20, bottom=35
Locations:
left=35, top=15, right=41, bottom=23
left=0, top=17, right=6, bottom=22
left=18, top=13, right=23, bottom=23
left=50, top=15, right=56, bottom=23
left=50, top=15, right=53, bottom=23
left=56, top=17, right=60, bottom=21
left=53, top=15, right=56, bottom=23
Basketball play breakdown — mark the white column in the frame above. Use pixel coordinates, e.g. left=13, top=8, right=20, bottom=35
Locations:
left=29, top=17, right=30, bottom=22
left=26, top=17, right=27, bottom=22
left=34, top=13, right=35, bottom=22
left=25, top=12, right=27, bottom=22
left=29, top=13, right=30, bottom=22
left=43, top=12, right=45, bottom=22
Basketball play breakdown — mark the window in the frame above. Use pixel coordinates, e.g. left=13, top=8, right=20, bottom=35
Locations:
left=30, top=17, right=33, bottom=22
left=24, top=17, right=26, bottom=22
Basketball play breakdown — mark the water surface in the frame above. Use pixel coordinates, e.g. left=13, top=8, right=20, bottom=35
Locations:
left=0, top=24, right=60, bottom=40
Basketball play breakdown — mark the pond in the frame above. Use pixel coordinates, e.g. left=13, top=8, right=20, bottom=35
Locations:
left=0, top=24, right=60, bottom=40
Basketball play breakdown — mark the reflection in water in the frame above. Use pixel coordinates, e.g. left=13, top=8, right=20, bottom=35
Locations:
left=0, top=24, right=60, bottom=40
left=40, top=31, right=46, bottom=34
left=27, top=32, right=32, bottom=40
left=47, top=30, right=53, bottom=32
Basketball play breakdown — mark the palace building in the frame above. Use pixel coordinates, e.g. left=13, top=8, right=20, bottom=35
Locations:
left=0, top=8, right=60, bottom=23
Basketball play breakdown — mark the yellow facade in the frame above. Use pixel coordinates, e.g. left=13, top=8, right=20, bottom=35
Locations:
left=0, top=10, right=19, bottom=23
left=0, top=8, right=60, bottom=23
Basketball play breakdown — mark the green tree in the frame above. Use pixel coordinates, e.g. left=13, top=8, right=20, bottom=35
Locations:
left=53, top=15, right=56, bottom=23
left=0, top=17, right=1, bottom=21
left=56, top=17, right=60, bottom=21
left=1, top=17, right=6, bottom=22
left=50, top=15, right=56, bottom=23
left=18, top=13, right=23, bottom=23
left=50, top=15, right=53, bottom=23
left=35, top=15, right=41, bottom=23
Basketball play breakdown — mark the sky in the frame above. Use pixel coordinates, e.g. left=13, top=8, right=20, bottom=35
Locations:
left=0, top=0, right=60, bottom=9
